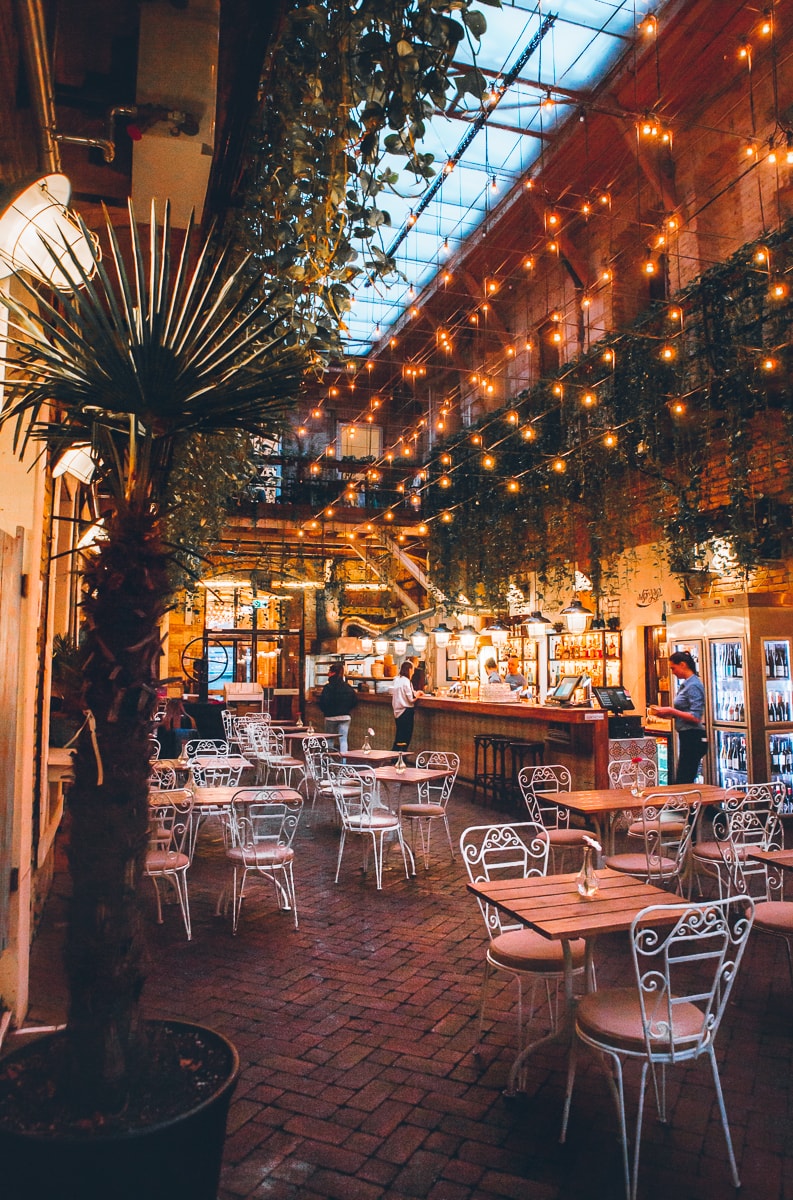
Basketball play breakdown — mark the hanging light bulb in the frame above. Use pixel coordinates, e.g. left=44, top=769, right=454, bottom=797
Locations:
left=439, top=474, right=452, bottom=488
left=459, top=624, right=478, bottom=651
left=432, top=622, right=452, bottom=648
left=507, top=478, right=520, bottom=493
left=581, top=391, right=597, bottom=408
left=393, top=629, right=408, bottom=655
left=374, top=636, right=389, bottom=655
left=441, top=510, right=453, bottom=523
left=521, top=425, right=536, bottom=441
left=526, top=610, right=551, bottom=639
left=417, top=523, right=428, bottom=535
left=603, top=430, right=618, bottom=448
left=561, top=598, right=592, bottom=634
left=411, top=624, right=429, bottom=652
left=552, top=457, right=567, bottom=473
left=482, top=454, right=495, bottom=470
left=360, top=635, right=374, bottom=653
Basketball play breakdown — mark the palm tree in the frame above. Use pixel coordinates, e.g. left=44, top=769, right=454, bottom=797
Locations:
left=0, top=203, right=306, bottom=1111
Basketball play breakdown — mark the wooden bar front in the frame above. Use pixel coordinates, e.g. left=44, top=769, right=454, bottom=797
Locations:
left=307, top=693, right=609, bottom=790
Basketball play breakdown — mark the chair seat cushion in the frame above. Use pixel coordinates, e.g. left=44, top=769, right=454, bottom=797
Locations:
left=628, top=818, right=686, bottom=838
left=692, top=840, right=750, bottom=862
left=754, top=899, right=793, bottom=933
left=146, top=850, right=189, bottom=871
left=576, top=988, right=704, bottom=1053
left=227, top=845, right=294, bottom=867
left=605, top=852, right=677, bottom=876
left=548, top=828, right=589, bottom=846
left=489, top=928, right=585, bottom=973
left=400, top=803, right=445, bottom=818
left=346, top=812, right=400, bottom=831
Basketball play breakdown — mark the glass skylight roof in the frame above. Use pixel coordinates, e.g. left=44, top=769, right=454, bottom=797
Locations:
left=343, top=0, right=655, bottom=355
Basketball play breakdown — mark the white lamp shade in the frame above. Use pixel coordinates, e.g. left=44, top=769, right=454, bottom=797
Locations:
left=432, top=622, right=451, bottom=648
left=526, top=611, right=551, bottom=639
left=459, top=624, right=478, bottom=652
left=374, top=637, right=389, bottom=655
left=0, top=175, right=98, bottom=289
left=561, top=599, right=592, bottom=634
left=52, top=444, right=96, bottom=484
left=484, top=621, right=509, bottom=648
left=411, top=624, right=429, bottom=652
left=393, top=632, right=408, bottom=655
left=359, top=635, right=373, bottom=653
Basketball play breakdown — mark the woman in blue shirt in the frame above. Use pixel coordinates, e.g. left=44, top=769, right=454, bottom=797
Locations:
left=648, top=650, right=707, bottom=783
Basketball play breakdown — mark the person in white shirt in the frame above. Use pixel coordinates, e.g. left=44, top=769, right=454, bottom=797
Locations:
left=391, top=661, right=422, bottom=750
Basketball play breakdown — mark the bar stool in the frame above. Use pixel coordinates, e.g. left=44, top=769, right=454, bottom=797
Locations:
left=472, top=734, right=511, bottom=808
left=509, top=740, right=545, bottom=810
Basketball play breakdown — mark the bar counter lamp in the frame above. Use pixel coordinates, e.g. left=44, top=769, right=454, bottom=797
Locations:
left=392, top=629, right=408, bottom=655
left=374, top=635, right=389, bottom=655
left=432, top=622, right=452, bottom=648
left=560, top=597, right=593, bottom=634
left=360, top=634, right=373, bottom=653
left=526, top=610, right=552, bottom=638
left=0, top=173, right=98, bottom=288
left=483, top=620, right=509, bottom=651
left=459, top=623, right=478, bottom=689
left=411, top=623, right=429, bottom=653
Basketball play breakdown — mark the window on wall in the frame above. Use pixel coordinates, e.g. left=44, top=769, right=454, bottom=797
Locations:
left=337, top=422, right=383, bottom=459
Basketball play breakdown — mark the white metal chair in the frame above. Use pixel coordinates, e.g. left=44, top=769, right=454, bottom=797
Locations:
left=147, top=735, right=161, bottom=761
left=225, top=788, right=303, bottom=932
left=188, top=759, right=244, bottom=789
left=607, top=757, right=659, bottom=843
left=605, top=792, right=701, bottom=891
left=248, top=724, right=305, bottom=791
left=184, top=738, right=229, bottom=759
left=399, top=750, right=459, bottom=869
left=149, top=762, right=177, bottom=790
left=460, top=821, right=586, bottom=1060
left=518, top=764, right=589, bottom=870
left=561, top=896, right=754, bottom=1200
left=692, top=783, right=784, bottom=897
left=328, top=763, right=414, bottom=889
left=717, top=825, right=793, bottom=988
left=145, top=792, right=194, bottom=940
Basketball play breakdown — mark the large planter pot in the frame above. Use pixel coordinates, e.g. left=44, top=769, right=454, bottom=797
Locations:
left=0, top=1019, right=239, bottom=1200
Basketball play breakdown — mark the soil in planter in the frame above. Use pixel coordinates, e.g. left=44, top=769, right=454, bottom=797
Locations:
left=0, top=1021, right=230, bottom=1137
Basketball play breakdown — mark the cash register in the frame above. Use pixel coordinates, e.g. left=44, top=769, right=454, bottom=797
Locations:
left=592, top=685, right=644, bottom=738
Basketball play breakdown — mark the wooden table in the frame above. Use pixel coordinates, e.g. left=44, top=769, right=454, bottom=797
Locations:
left=338, top=749, right=401, bottom=765
left=467, top=868, right=686, bottom=1095
left=372, top=764, right=451, bottom=812
left=546, top=784, right=728, bottom=853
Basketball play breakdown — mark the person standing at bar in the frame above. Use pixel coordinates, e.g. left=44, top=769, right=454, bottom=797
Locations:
left=318, top=661, right=357, bottom=752
left=648, top=650, right=707, bottom=783
left=391, top=660, right=422, bottom=751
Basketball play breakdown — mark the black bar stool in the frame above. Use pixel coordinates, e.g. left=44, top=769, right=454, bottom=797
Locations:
left=509, top=740, right=546, bottom=810
left=472, top=734, right=511, bottom=808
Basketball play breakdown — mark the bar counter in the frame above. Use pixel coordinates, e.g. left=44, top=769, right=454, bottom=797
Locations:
left=307, top=691, right=609, bottom=790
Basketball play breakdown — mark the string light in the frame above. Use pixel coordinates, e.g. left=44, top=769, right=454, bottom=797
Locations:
left=603, top=430, right=618, bottom=448
left=669, top=399, right=686, bottom=416
left=581, top=391, right=597, bottom=408
left=507, top=479, right=520, bottom=493
left=552, top=457, right=567, bottom=473
left=418, top=523, right=428, bottom=535
left=440, top=453, right=452, bottom=466
left=762, top=356, right=777, bottom=371
left=505, top=410, right=519, bottom=425
left=439, top=474, right=452, bottom=487
left=770, top=280, right=788, bottom=300
left=441, top=510, right=453, bottom=523
left=470, top=433, right=483, bottom=446
left=521, top=425, right=536, bottom=441
left=552, top=383, right=564, bottom=398
left=661, top=345, right=675, bottom=360
left=482, top=454, right=495, bottom=469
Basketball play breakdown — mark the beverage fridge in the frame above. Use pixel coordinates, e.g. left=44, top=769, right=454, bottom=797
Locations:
left=666, top=593, right=793, bottom=809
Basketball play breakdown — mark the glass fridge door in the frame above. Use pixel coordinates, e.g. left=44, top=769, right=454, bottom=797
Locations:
left=768, top=732, right=793, bottom=815
left=710, top=639, right=747, bottom=724
left=763, top=639, right=793, bottom=725
left=715, top=728, right=749, bottom=789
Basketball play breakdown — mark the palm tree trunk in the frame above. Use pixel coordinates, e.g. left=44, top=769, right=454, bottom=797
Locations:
left=64, top=506, right=170, bottom=1110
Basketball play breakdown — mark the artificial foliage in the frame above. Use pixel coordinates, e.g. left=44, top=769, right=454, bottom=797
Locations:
left=424, top=220, right=793, bottom=604
left=228, top=0, right=497, bottom=364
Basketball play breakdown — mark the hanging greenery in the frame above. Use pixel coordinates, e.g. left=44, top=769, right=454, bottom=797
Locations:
left=425, top=219, right=793, bottom=602
left=228, top=0, right=497, bottom=364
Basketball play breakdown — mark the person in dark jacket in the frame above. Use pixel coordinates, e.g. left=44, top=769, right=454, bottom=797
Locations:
left=318, top=662, right=358, bottom=752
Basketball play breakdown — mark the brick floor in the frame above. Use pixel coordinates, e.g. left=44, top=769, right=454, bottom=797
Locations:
left=23, top=787, right=793, bottom=1200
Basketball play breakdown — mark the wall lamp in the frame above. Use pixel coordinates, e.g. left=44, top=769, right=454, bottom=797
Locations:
left=0, top=174, right=98, bottom=290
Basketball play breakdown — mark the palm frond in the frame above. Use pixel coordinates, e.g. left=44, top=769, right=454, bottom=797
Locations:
left=0, top=202, right=307, bottom=501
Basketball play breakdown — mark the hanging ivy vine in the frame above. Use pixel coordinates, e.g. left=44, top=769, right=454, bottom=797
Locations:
left=425, top=220, right=793, bottom=603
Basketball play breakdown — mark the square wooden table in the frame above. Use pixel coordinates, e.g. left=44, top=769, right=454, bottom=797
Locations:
left=467, top=868, right=685, bottom=1094
left=545, top=784, right=728, bottom=853
left=372, top=764, right=452, bottom=813
left=338, top=749, right=401, bottom=765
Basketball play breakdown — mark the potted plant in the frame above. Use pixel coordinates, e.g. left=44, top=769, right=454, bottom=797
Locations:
left=0, top=205, right=305, bottom=1199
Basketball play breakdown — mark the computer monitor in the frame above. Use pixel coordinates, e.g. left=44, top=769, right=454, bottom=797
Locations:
left=548, top=674, right=582, bottom=704
left=592, top=685, right=635, bottom=714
